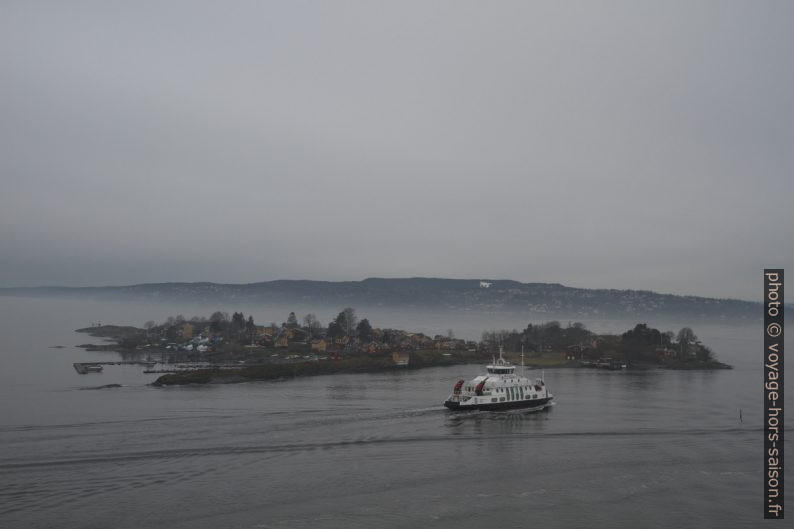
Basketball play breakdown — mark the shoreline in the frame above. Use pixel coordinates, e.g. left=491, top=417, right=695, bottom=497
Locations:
left=74, top=320, right=733, bottom=387
left=150, top=353, right=732, bottom=387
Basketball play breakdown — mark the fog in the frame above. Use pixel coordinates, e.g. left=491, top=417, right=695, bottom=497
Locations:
left=2, top=1, right=792, bottom=300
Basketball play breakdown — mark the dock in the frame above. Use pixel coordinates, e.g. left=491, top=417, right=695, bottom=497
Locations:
left=72, top=361, right=156, bottom=374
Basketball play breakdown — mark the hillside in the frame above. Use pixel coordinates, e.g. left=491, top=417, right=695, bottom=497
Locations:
left=0, top=277, right=762, bottom=320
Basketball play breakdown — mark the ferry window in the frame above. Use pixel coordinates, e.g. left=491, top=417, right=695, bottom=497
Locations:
left=492, top=398, right=497, bottom=402
left=500, top=397, right=505, bottom=402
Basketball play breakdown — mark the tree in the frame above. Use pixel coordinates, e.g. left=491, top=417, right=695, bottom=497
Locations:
left=303, top=313, right=321, bottom=337
left=677, top=327, right=698, bottom=355
left=231, top=312, right=246, bottom=331
left=620, top=323, right=663, bottom=363
left=210, top=311, right=229, bottom=323
left=327, top=321, right=345, bottom=341
left=246, top=316, right=256, bottom=343
left=210, top=311, right=229, bottom=333
left=334, top=308, right=357, bottom=336
left=695, top=344, right=714, bottom=362
left=677, top=327, right=697, bottom=343
left=447, top=329, right=455, bottom=339
left=356, top=318, right=373, bottom=341
left=143, top=320, right=156, bottom=339
left=286, top=312, right=298, bottom=328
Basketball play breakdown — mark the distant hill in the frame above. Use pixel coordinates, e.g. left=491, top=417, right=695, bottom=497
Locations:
left=0, top=277, right=763, bottom=321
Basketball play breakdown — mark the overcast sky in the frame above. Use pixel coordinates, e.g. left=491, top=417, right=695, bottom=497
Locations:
left=1, top=1, right=792, bottom=300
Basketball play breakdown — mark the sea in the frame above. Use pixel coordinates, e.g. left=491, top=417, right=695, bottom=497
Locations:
left=0, top=296, right=788, bottom=528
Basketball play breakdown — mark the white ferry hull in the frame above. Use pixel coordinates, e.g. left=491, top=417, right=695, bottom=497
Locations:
left=443, top=395, right=553, bottom=412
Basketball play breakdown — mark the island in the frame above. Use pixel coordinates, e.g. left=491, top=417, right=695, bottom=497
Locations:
left=74, top=308, right=731, bottom=386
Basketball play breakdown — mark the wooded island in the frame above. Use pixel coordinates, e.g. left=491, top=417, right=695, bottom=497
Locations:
left=75, top=308, right=731, bottom=385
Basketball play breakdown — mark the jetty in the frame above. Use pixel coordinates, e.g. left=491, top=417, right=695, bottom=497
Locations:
left=72, top=361, right=156, bottom=374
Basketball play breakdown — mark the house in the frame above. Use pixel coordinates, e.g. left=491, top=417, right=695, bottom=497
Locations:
left=393, top=351, right=410, bottom=366
left=274, top=327, right=310, bottom=348
left=311, top=339, right=327, bottom=353
left=655, top=347, right=677, bottom=358
left=566, top=344, right=590, bottom=360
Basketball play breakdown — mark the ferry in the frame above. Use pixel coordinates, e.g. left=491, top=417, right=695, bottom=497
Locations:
left=443, top=348, right=553, bottom=411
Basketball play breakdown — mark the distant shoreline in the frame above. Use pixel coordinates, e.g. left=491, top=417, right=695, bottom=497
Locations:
left=1, top=277, right=766, bottom=321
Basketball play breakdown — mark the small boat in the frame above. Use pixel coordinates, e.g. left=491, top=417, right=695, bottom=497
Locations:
left=595, top=357, right=626, bottom=370
left=73, top=363, right=103, bottom=374
left=443, top=347, right=553, bottom=411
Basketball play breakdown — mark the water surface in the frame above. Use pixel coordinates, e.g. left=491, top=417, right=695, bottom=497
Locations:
left=0, top=297, right=785, bottom=528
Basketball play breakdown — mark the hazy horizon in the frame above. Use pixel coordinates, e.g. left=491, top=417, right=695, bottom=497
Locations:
left=1, top=275, right=769, bottom=306
left=2, top=1, right=792, bottom=301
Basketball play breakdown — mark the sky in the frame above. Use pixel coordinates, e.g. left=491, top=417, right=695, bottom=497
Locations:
left=1, top=0, right=792, bottom=301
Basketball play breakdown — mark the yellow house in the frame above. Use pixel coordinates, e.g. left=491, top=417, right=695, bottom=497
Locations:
left=181, top=323, right=193, bottom=339
left=311, top=339, right=327, bottom=353
left=393, top=351, right=410, bottom=366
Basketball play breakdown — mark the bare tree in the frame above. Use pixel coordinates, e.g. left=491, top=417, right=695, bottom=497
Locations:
left=303, top=313, right=321, bottom=338
left=677, top=327, right=698, bottom=354
left=143, top=320, right=156, bottom=339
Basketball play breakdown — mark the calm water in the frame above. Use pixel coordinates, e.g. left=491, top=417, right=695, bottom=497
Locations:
left=0, top=296, right=788, bottom=528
